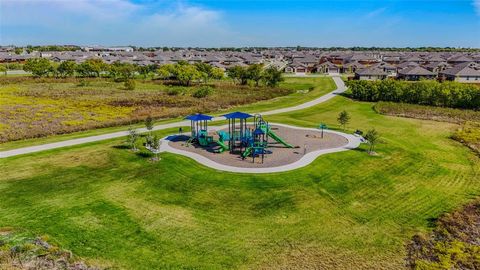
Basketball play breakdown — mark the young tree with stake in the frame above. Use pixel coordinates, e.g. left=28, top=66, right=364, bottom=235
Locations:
left=337, top=110, right=350, bottom=131
left=365, top=128, right=380, bottom=155
left=127, top=127, right=139, bottom=151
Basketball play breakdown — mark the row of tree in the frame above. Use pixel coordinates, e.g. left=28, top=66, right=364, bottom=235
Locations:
left=21, top=58, right=284, bottom=88
left=346, top=80, right=480, bottom=110
left=226, top=64, right=284, bottom=87
left=158, top=62, right=224, bottom=86
left=22, top=58, right=149, bottom=80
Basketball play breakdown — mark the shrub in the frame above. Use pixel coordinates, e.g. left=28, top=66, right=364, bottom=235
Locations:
left=405, top=200, right=480, bottom=269
left=166, top=87, right=183, bottom=96
left=346, top=80, right=480, bottom=110
left=124, top=79, right=136, bottom=90
left=192, top=86, right=213, bottom=98
left=77, top=79, right=89, bottom=87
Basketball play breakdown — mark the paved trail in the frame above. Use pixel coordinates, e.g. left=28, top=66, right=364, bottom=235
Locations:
left=0, top=76, right=347, bottom=158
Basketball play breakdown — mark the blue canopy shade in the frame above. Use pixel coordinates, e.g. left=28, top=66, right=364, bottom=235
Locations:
left=222, top=111, right=253, bottom=120
left=185, top=113, right=213, bottom=121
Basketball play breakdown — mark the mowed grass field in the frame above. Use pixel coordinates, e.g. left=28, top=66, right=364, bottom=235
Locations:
left=1, top=90, right=479, bottom=269
left=0, top=77, right=334, bottom=151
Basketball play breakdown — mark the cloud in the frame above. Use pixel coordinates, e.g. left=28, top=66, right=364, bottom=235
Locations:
left=0, top=0, right=237, bottom=46
left=364, top=7, right=387, bottom=19
left=474, top=0, right=480, bottom=15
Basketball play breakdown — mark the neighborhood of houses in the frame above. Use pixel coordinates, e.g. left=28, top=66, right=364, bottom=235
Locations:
left=1, top=46, right=480, bottom=83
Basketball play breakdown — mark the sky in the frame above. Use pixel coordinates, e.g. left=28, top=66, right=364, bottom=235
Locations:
left=0, top=0, right=479, bottom=47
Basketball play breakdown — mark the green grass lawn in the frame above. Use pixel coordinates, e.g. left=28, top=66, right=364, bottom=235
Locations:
left=1, top=94, right=479, bottom=269
left=0, top=77, right=335, bottom=151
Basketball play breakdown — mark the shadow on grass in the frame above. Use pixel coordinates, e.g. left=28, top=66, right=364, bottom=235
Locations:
left=112, top=144, right=130, bottom=150
left=136, top=151, right=154, bottom=158
left=426, top=217, right=439, bottom=228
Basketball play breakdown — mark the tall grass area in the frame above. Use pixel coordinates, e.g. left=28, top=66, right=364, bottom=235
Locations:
left=1, top=96, right=479, bottom=269
left=0, top=78, right=291, bottom=142
left=374, top=102, right=480, bottom=123
left=0, top=76, right=335, bottom=151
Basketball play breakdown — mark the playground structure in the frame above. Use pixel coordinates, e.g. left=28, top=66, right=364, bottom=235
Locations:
left=185, top=113, right=214, bottom=147
left=184, top=111, right=294, bottom=163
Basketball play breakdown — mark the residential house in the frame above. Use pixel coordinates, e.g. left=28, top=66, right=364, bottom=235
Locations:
left=439, top=62, right=480, bottom=83
left=354, top=67, right=388, bottom=80
left=397, top=66, right=435, bottom=81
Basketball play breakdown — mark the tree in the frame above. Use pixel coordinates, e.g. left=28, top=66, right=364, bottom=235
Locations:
left=227, top=66, right=248, bottom=85
left=194, top=62, right=213, bottom=83
left=57, top=60, right=76, bottom=77
left=247, top=64, right=263, bottom=86
left=14, top=47, right=23, bottom=55
left=23, top=58, right=52, bottom=77
left=76, top=61, right=96, bottom=77
left=174, top=63, right=201, bottom=86
left=127, top=127, right=139, bottom=151
left=364, top=128, right=380, bottom=154
left=124, top=79, right=136, bottom=90
left=117, top=63, right=136, bottom=81
left=137, top=64, right=156, bottom=80
left=145, top=116, right=154, bottom=133
left=0, top=65, right=6, bottom=76
left=210, top=67, right=224, bottom=80
left=337, top=110, right=350, bottom=130
left=263, top=66, right=284, bottom=87
left=149, top=135, right=161, bottom=161
left=76, top=59, right=107, bottom=77
left=157, top=64, right=175, bottom=79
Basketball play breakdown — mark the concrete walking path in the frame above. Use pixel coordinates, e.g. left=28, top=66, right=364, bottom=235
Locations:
left=0, top=76, right=347, bottom=159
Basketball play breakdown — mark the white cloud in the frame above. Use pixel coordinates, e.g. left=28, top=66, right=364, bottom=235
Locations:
left=474, top=0, right=480, bottom=16
left=0, top=0, right=238, bottom=46
left=364, top=7, right=387, bottom=19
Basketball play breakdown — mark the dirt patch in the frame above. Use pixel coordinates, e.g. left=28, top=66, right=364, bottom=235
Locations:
left=168, top=125, right=349, bottom=168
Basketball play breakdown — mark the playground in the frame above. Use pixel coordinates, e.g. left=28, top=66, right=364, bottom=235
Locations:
left=164, top=112, right=354, bottom=170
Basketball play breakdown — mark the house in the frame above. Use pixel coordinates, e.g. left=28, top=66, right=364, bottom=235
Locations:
left=285, top=62, right=308, bottom=74
left=397, top=66, right=435, bottom=81
left=372, top=62, right=397, bottom=77
left=397, top=61, right=419, bottom=70
left=439, top=62, right=480, bottom=83
left=342, top=61, right=365, bottom=73
left=354, top=67, right=388, bottom=80
left=423, top=62, right=450, bottom=74
left=349, top=53, right=380, bottom=65
left=447, top=55, right=474, bottom=65
left=317, top=61, right=339, bottom=74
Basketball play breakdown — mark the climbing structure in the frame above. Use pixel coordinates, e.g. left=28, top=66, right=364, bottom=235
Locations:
left=184, top=113, right=214, bottom=146
left=221, top=111, right=253, bottom=154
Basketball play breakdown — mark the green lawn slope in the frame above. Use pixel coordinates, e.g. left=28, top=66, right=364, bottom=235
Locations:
left=0, top=96, right=478, bottom=269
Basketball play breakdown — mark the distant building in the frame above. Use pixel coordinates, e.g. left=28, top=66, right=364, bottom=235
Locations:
left=439, top=62, right=480, bottom=83
left=397, top=66, right=435, bottom=81
left=354, top=67, right=387, bottom=80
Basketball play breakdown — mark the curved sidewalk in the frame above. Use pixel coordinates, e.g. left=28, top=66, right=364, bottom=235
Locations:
left=0, top=76, right=347, bottom=159
left=160, top=123, right=361, bottom=174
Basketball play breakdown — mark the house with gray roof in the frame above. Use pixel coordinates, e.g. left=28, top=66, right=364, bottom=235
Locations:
left=423, top=62, right=450, bottom=74
left=439, top=62, right=480, bottom=83
left=397, top=66, right=435, bottom=81
left=354, top=67, right=387, bottom=80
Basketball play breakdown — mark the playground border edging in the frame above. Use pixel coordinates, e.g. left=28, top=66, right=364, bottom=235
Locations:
left=160, top=123, right=362, bottom=174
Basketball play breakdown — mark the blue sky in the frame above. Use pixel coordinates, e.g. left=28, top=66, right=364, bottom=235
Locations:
left=1, top=0, right=479, bottom=47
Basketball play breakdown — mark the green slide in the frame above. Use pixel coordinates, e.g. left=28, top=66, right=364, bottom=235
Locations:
left=242, top=147, right=252, bottom=159
left=214, top=140, right=229, bottom=153
left=268, top=130, right=293, bottom=148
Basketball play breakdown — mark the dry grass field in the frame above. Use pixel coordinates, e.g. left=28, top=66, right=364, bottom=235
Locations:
left=0, top=78, right=292, bottom=142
